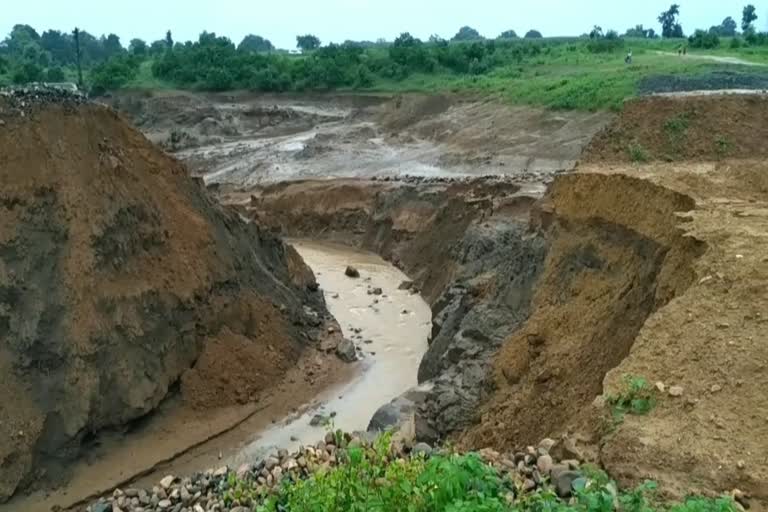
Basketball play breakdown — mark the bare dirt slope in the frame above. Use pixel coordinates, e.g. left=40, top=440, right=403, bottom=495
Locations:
left=462, top=97, right=768, bottom=505
left=0, top=92, right=326, bottom=502
left=584, top=94, right=768, bottom=163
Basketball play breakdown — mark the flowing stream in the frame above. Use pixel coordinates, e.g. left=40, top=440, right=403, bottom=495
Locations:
left=227, top=240, right=432, bottom=464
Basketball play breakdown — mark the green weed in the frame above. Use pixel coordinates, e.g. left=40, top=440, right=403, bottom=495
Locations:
left=628, top=142, right=650, bottom=163
left=606, top=375, right=657, bottom=422
left=714, top=135, right=732, bottom=158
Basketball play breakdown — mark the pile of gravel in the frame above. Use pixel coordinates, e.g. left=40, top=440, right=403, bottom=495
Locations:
left=0, top=85, right=88, bottom=118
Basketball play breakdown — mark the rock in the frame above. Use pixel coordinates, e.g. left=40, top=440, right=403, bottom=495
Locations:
left=194, top=505, right=205, bottom=512
left=669, top=386, right=684, bottom=397
left=124, top=488, right=140, bottom=498
left=654, top=381, right=667, bottom=393
left=371, top=287, right=383, bottom=295
left=710, top=384, right=722, bottom=393
left=265, top=456, right=280, bottom=470
left=180, top=486, right=191, bottom=503
left=213, top=466, right=228, bottom=477
left=550, top=438, right=585, bottom=462
left=345, top=266, right=360, bottom=278
left=737, top=460, right=746, bottom=469
left=159, top=475, right=175, bottom=489
left=284, top=458, right=299, bottom=471
left=231, top=507, right=249, bottom=512
left=538, top=438, right=556, bottom=453
left=336, top=338, right=358, bottom=362
left=278, top=448, right=289, bottom=460
left=158, top=499, right=172, bottom=509
left=554, top=470, right=583, bottom=498
left=236, top=463, right=252, bottom=478
left=537, top=454, right=554, bottom=474
left=522, top=479, right=537, bottom=492
left=310, top=414, right=327, bottom=427
left=90, top=502, right=111, bottom=512
left=398, top=281, right=414, bottom=290
left=412, top=443, right=433, bottom=457
left=272, top=466, right=284, bottom=481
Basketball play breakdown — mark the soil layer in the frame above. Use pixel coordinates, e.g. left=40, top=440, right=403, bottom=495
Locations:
left=0, top=94, right=328, bottom=503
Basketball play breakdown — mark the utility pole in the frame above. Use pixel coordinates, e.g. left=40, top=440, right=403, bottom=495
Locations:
left=73, top=28, right=83, bottom=89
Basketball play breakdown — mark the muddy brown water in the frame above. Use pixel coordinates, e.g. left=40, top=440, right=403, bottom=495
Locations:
left=6, top=241, right=430, bottom=512
left=229, top=240, right=432, bottom=463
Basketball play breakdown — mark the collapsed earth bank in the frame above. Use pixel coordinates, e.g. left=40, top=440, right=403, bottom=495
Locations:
left=236, top=95, right=768, bottom=503
left=0, top=92, right=329, bottom=502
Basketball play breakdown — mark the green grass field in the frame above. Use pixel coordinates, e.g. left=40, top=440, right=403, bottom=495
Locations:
left=365, top=49, right=721, bottom=111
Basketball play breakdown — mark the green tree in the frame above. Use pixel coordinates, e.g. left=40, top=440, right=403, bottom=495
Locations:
left=742, top=4, right=758, bottom=32
left=624, top=25, right=657, bottom=38
left=46, top=66, right=65, bottom=82
left=498, top=30, right=518, bottom=39
left=690, top=29, right=720, bottom=49
left=658, top=4, right=684, bottom=38
left=296, top=34, right=321, bottom=52
left=90, top=55, right=139, bottom=93
left=150, top=40, right=167, bottom=54
left=452, top=26, right=482, bottom=41
left=710, top=17, right=738, bottom=36
left=524, top=29, right=543, bottom=38
left=238, top=34, right=275, bottom=53
left=4, top=24, right=41, bottom=55
left=11, top=61, right=43, bottom=84
left=102, top=34, right=124, bottom=58
left=129, top=38, right=148, bottom=57
left=41, top=30, right=75, bottom=65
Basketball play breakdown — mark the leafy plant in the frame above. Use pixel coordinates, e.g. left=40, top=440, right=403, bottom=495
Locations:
left=714, top=136, right=731, bottom=158
left=628, top=142, right=650, bottom=163
left=664, top=113, right=691, bottom=153
left=606, top=375, right=657, bottom=421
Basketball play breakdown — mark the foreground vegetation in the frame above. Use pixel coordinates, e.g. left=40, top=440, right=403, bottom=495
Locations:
left=223, top=432, right=737, bottom=512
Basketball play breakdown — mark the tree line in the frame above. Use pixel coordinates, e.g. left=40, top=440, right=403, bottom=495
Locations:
left=0, top=4, right=764, bottom=93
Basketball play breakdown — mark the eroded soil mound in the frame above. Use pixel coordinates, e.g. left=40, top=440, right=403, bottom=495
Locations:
left=584, top=94, right=768, bottom=163
left=461, top=173, right=705, bottom=448
left=0, top=95, right=324, bottom=501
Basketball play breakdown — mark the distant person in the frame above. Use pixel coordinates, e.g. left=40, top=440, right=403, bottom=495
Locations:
left=625, top=50, right=633, bottom=64
left=678, top=47, right=683, bottom=56
left=683, top=46, right=688, bottom=56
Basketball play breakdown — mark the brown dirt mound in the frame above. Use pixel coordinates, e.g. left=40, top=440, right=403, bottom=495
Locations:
left=461, top=173, right=705, bottom=452
left=0, top=97, right=324, bottom=501
left=583, top=95, right=768, bottom=163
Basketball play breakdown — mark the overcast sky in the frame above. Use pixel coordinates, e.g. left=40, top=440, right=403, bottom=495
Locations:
left=3, top=1, right=768, bottom=49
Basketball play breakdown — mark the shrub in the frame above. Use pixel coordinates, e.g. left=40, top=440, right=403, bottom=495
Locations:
left=45, top=67, right=66, bottom=82
left=689, top=29, right=720, bottom=49
left=628, top=142, right=650, bottom=163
